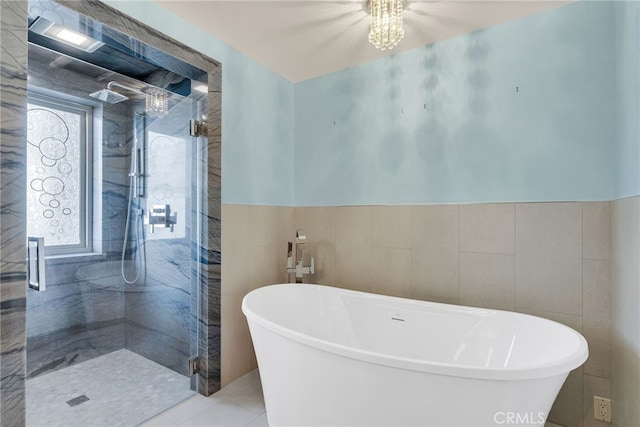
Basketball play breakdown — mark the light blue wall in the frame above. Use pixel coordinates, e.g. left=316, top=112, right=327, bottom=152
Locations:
left=614, top=2, right=640, bottom=199
left=102, top=0, right=295, bottom=206
left=294, top=2, right=616, bottom=206
left=104, top=1, right=634, bottom=206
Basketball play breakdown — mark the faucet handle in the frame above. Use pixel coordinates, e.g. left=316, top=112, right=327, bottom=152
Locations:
left=287, top=242, right=294, bottom=269
left=310, top=257, right=315, bottom=275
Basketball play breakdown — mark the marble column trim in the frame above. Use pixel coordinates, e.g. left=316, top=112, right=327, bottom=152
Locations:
left=1, top=0, right=28, bottom=425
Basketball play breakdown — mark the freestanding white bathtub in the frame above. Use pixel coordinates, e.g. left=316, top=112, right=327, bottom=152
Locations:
left=242, top=284, right=588, bottom=427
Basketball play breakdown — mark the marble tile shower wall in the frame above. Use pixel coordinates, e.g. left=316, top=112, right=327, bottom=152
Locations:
left=124, top=99, right=196, bottom=376
left=0, top=1, right=28, bottom=425
left=291, top=202, right=611, bottom=427
left=28, top=49, right=201, bottom=379
left=25, top=51, right=133, bottom=378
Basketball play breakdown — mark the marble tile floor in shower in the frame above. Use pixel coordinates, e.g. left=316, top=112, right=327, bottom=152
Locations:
left=26, top=349, right=194, bottom=427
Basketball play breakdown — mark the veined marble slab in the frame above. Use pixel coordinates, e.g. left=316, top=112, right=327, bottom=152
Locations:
left=1, top=0, right=29, bottom=425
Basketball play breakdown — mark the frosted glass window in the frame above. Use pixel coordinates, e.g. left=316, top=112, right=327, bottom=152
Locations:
left=26, top=92, right=92, bottom=254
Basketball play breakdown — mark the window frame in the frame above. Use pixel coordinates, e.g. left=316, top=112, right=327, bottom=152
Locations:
left=26, top=90, right=94, bottom=256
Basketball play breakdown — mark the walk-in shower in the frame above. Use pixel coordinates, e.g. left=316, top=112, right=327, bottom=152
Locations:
left=20, top=0, right=215, bottom=424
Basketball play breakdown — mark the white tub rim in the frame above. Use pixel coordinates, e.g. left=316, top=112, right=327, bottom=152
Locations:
left=242, top=283, right=588, bottom=381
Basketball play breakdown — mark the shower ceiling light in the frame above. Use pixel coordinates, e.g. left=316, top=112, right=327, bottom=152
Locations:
left=368, top=0, right=405, bottom=51
left=55, top=28, right=88, bottom=46
left=193, top=84, right=208, bottom=94
left=29, top=17, right=104, bottom=53
left=145, top=89, right=169, bottom=115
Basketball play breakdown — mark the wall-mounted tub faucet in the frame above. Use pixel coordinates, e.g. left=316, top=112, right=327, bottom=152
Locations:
left=287, top=229, right=314, bottom=283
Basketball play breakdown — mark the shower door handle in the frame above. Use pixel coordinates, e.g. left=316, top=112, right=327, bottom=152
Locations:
left=27, top=237, right=46, bottom=291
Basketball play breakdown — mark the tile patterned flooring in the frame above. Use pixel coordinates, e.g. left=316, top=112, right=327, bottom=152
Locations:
left=26, top=353, right=564, bottom=427
left=142, top=370, right=563, bottom=427
left=26, top=349, right=194, bottom=427
left=139, top=369, right=267, bottom=427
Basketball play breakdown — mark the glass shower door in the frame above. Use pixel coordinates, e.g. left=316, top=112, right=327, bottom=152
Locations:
left=127, top=91, right=203, bottom=378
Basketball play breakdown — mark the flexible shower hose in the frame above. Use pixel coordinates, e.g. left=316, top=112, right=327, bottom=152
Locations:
left=121, top=173, right=144, bottom=284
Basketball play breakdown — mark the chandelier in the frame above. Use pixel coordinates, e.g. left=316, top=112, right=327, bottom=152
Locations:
left=368, top=0, right=405, bottom=50
left=145, top=89, right=169, bottom=116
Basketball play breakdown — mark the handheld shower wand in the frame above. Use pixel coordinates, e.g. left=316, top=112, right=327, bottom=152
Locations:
left=121, top=113, right=146, bottom=284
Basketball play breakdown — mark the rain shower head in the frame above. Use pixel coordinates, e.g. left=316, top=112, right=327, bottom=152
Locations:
left=89, top=81, right=142, bottom=104
left=89, top=88, right=129, bottom=104
left=88, top=81, right=168, bottom=114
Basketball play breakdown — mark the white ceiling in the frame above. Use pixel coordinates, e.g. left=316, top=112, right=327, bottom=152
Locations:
left=155, top=0, right=571, bottom=83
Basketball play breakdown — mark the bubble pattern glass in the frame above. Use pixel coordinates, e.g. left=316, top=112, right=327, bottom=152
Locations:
left=27, top=102, right=82, bottom=246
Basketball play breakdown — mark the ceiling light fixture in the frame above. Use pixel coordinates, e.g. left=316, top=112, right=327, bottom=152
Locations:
left=29, top=17, right=104, bottom=53
left=368, top=0, right=405, bottom=51
left=193, top=84, right=208, bottom=94
left=55, top=28, right=88, bottom=46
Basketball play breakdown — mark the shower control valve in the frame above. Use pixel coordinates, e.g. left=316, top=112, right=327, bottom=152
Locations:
left=145, top=204, right=177, bottom=233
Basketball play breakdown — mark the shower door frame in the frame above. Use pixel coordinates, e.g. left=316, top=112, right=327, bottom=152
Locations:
left=0, top=0, right=222, bottom=424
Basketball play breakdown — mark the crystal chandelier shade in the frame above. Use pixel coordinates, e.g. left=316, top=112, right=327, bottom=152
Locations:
left=145, top=89, right=168, bottom=115
left=368, top=0, right=405, bottom=50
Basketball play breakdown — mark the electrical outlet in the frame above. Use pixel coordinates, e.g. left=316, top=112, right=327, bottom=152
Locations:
left=594, top=396, right=612, bottom=422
